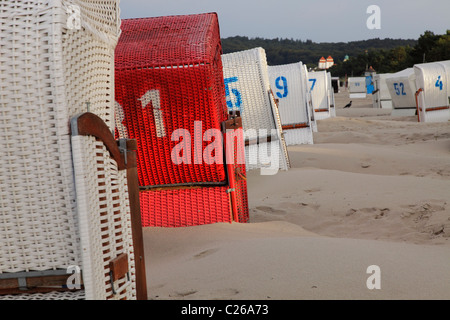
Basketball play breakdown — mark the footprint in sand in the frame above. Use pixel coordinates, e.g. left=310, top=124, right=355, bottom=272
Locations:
left=171, top=290, right=197, bottom=298
left=255, top=206, right=287, bottom=215
left=304, top=188, right=321, bottom=193
left=193, top=248, right=219, bottom=260
left=346, top=207, right=390, bottom=219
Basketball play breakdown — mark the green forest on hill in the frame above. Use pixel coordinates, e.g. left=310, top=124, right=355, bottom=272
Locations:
left=221, top=30, right=450, bottom=78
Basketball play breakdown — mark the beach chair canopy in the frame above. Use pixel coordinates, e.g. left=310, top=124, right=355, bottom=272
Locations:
left=115, top=13, right=229, bottom=187
left=267, top=62, right=314, bottom=145
left=221, top=47, right=290, bottom=172
left=414, top=60, right=450, bottom=122
left=385, top=68, right=417, bottom=109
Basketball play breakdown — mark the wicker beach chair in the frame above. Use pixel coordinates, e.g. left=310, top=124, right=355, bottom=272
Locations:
left=221, top=48, right=290, bottom=173
left=414, top=60, right=450, bottom=123
left=268, top=62, right=314, bottom=146
left=0, top=0, right=146, bottom=299
left=308, top=71, right=333, bottom=121
left=115, top=13, right=249, bottom=227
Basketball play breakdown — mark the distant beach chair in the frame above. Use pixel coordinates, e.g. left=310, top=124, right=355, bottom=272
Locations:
left=348, top=77, right=367, bottom=99
left=372, top=74, right=393, bottom=109
left=115, top=13, right=249, bottom=227
left=385, top=68, right=418, bottom=117
left=0, top=0, right=146, bottom=299
left=309, top=71, right=334, bottom=120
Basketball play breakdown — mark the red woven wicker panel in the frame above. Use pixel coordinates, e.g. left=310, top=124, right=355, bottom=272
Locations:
left=140, top=186, right=233, bottom=228
left=115, top=13, right=228, bottom=187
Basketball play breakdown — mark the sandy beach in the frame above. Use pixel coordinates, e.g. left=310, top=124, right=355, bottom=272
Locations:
left=142, top=89, right=450, bottom=300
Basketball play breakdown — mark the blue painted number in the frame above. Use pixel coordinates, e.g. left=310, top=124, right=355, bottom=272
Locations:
left=435, top=76, right=443, bottom=90
left=224, top=77, right=242, bottom=110
left=309, top=79, right=317, bottom=91
left=394, top=82, right=406, bottom=96
left=275, top=76, right=288, bottom=98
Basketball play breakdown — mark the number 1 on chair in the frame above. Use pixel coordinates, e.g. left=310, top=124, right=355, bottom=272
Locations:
left=139, top=89, right=166, bottom=138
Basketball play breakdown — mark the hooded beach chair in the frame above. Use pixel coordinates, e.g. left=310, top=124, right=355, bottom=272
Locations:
left=372, top=74, right=393, bottom=109
left=0, top=0, right=146, bottom=300
left=348, top=77, right=367, bottom=99
left=385, top=68, right=418, bottom=117
left=308, top=71, right=333, bottom=120
left=114, top=13, right=249, bottom=227
left=221, top=47, right=290, bottom=173
left=268, top=62, right=314, bottom=145
left=414, top=60, right=450, bottom=123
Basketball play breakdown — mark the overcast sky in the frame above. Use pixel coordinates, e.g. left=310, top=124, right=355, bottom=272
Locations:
left=119, top=0, right=450, bottom=43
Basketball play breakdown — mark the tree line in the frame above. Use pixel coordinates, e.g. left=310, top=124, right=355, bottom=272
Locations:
left=221, top=30, right=450, bottom=78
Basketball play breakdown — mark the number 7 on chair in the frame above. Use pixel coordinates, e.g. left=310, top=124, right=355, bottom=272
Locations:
left=139, top=89, right=166, bottom=138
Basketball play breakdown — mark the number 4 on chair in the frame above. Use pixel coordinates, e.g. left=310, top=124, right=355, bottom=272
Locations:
left=435, top=76, right=443, bottom=91
left=139, top=89, right=166, bottom=138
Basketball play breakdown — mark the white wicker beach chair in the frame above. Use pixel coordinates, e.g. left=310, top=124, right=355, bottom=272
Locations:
left=348, top=77, right=367, bottom=99
left=414, top=60, right=450, bottom=123
left=0, top=0, right=146, bottom=300
left=222, top=48, right=290, bottom=173
left=308, top=71, right=332, bottom=121
left=268, top=62, right=314, bottom=146
left=372, top=74, right=393, bottom=109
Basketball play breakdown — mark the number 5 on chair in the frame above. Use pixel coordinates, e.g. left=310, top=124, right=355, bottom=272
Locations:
left=224, top=77, right=242, bottom=111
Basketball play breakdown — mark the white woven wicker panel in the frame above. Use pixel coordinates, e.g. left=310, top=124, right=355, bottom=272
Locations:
left=222, top=48, right=290, bottom=171
left=268, top=62, right=314, bottom=145
left=222, top=48, right=276, bottom=131
left=0, top=290, right=86, bottom=300
left=268, top=63, right=310, bottom=126
left=0, top=0, right=121, bottom=296
left=62, top=0, right=121, bottom=129
left=71, top=135, right=136, bottom=300
left=414, top=60, right=450, bottom=123
left=283, top=128, right=314, bottom=146
left=309, top=71, right=331, bottom=120
left=303, top=65, right=318, bottom=132
left=0, top=0, right=80, bottom=274
left=385, top=68, right=417, bottom=109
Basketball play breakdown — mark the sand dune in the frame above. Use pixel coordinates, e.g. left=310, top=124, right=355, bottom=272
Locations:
left=142, top=90, right=450, bottom=300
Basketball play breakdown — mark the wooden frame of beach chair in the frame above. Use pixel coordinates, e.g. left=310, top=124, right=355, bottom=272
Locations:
left=414, top=60, right=450, bottom=123
left=268, top=62, right=314, bottom=145
left=0, top=0, right=147, bottom=300
left=114, top=13, right=249, bottom=227
left=221, top=47, right=290, bottom=173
